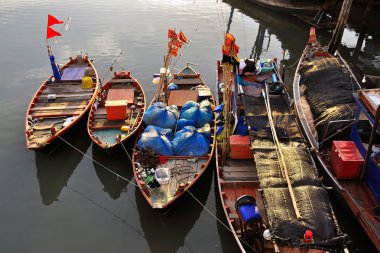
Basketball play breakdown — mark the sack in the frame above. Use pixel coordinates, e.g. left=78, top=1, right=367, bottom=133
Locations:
left=137, top=125, right=173, bottom=156
left=176, top=119, right=195, bottom=131
left=172, top=126, right=210, bottom=156
left=179, top=100, right=213, bottom=128
left=143, top=102, right=179, bottom=129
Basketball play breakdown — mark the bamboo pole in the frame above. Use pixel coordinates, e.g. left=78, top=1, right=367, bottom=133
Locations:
left=328, top=0, right=353, bottom=54
left=222, top=63, right=232, bottom=162
left=262, top=85, right=301, bottom=220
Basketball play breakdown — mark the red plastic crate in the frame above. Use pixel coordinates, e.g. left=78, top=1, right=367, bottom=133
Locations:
left=330, top=141, right=364, bottom=179
left=105, top=100, right=128, bottom=120
left=230, top=135, right=252, bottom=159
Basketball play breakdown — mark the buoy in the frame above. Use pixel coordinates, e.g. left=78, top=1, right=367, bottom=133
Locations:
left=263, top=229, right=272, bottom=241
left=303, top=230, right=313, bottom=243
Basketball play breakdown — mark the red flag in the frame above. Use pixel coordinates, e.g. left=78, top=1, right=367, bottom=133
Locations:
left=168, top=29, right=176, bottom=38
left=171, top=46, right=178, bottom=57
left=178, top=31, right=188, bottom=44
left=46, top=26, right=61, bottom=40
left=47, top=14, right=63, bottom=27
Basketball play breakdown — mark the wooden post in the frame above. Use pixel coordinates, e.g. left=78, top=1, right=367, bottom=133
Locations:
left=360, top=105, right=380, bottom=183
left=353, top=0, right=375, bottom=58
left=328, top=0, right=353, bottom=54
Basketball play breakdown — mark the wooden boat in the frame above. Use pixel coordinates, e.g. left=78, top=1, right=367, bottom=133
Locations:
left=26, top=52, right=99, bottom=151
left=87, top=71, right=146, bottom=149
left=131, top=30, right=215, bottom=209
left=244, top=0, right=324, bottom=12
left=216, top=33, right=348, bottom=252
left=132, top=64, right=216, bottom=209
left=293, top=28, right=380, bottom=251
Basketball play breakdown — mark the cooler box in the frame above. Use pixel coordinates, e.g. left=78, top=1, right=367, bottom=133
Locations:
left=330, top=141, right=364, bottom=179
left=105, top=100, right=128, bottom=120
left=230, top=135, right=252, bottom=159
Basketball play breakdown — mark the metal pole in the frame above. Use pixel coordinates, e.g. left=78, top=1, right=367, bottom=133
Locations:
left=360, top=105, right=380, bottom=183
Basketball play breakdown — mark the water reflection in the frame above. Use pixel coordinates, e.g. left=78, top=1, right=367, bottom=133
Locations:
left=136, top=163, right=214, bottom=253
left=92, top=144, right=134, bottom=200
left=35, top=120, right=91, bottom=205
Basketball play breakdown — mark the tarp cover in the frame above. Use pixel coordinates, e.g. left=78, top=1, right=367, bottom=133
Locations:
left=299, top=57, right=360, bottom=146
left=242, top=93, right=347, bottom=250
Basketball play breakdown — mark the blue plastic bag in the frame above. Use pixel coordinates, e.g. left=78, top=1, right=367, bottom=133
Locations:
left=172, top=126, right=210, bottom=156
left=137, top=125, right=174, bottom=156
left=179, top=100, right=213, bottom=128
left=236, top=116, right=248, bottom=136
left=176, top=119, right=195, bottom=131
left=143, top=102, right=179, bottom=129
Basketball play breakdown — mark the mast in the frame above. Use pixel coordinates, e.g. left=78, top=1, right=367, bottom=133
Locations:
left=157, top=36, right=173, bottom=103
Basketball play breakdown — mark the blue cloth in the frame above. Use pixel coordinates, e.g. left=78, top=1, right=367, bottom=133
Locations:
left=49, top=55, right=61, bottom=80
left=236, top=116, right=248, bottom=136
left=61, top=67, right=86, bottom=81
left=214, top=104, right=224, bottom=113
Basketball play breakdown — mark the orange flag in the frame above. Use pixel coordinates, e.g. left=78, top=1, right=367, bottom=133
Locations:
left=178, top=31, right=188, bottom=44
left=47, top=14, right=63, bottom=27
left=46, top=26, right=61, bottom=40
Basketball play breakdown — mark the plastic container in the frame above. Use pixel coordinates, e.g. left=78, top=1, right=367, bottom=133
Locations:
left=230, top=135, right=252, bottom=159
left=120, top=125, right=130, bottom=132
left=105, top=100, right=128, bottom=120
left=154, top=168, right=170, bottom=185
left=330, top=141, right=364, bottom=179
left=81, top=76, right=94, bottom=89
left=236, top=195, right=261, bottom=224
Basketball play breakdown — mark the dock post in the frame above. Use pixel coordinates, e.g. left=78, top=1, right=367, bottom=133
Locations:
left=328, top=0, right=353, bottom=54
left=353, top=0, right=375, bottom=58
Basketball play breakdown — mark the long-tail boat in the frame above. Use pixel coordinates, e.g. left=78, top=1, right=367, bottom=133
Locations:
left=131, top=30, right=216, bottom=209
left=26, top=48, right=99, bottom=151
left=293, top=27, right=380, bottom=251
left=87, top=71, right=145, bottom=149
left=216, top=33, right=348, bottom=252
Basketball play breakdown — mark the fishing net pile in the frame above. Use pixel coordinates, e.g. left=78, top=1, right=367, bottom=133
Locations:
left=242, top=94, right=347, bottom=250
left=299, top=57, right=360, bottom=146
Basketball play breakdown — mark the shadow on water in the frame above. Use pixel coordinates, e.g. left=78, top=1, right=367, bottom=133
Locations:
left=135, top=160, right=214, bottom=253
left=35, top=119, right=91, bottom=205
left=91, top=143, right=134, bottom=200
left=224, top=0, right=309, bottom=61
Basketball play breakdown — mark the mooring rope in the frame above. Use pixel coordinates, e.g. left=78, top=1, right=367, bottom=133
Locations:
left=57, top=134, right=259, bottom=252
left=57, top=135, right=137, bottom=187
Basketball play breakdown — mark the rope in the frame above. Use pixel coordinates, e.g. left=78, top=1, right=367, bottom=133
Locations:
left=58, top=135, right=259, bottom=252
left=187, top=190, right=259, bottom=253
left=120, top=141, right=133, bottom=164
left=57, top=135, right=137, bottom=187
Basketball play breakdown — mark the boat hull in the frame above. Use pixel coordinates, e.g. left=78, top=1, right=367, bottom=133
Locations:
left=87, top=71, right=146, bottom=150
left=25, top=55, right=99, bottom=151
